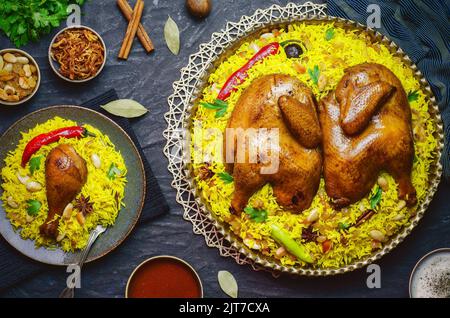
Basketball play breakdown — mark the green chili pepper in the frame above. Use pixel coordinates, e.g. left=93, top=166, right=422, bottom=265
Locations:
left=270, top=224, right=313, bottom=263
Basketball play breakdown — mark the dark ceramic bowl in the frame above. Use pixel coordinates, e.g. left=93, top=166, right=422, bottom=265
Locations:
left=0, top=106, right=145, bottom=265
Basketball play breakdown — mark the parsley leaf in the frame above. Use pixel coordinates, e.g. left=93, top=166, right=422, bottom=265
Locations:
left=369, top=186, right=383, bottom=209
left=244, top=207, right=268, bottom=223
left=325, top=28, right=335, bottom=41
left=338, top=222, right=350, bottom=230
left=308, top=65, right=320, bottom=85
left=107, top=163, right=122, bottom=180
left=408, top=90, right=419, bottom=103
left=0, top=1, right=86, bottom=47
left=26, top=199, right=41, bottom=216
left=218, top=172, right=234, bottom=184
left=201, top=99, right=228, bottom=118
left=29, top=155, right=43, bottom=175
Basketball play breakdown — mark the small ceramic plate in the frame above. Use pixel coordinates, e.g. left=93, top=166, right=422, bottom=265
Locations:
left=409, top=248, right=450, bottom=298
left=0, top=106, right=146, bottom=265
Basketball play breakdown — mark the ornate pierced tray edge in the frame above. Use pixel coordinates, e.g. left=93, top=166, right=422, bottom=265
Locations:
left=163, top=2, right=444, bottom=276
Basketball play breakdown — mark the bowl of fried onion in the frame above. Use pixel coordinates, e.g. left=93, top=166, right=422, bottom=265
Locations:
left=48, top=25, right=106, bottom=83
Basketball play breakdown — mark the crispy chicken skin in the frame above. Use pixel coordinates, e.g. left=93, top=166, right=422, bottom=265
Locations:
left=319, top=63, right=416, bottom=208
left=40, top=144, right=88, bottom=238
left=224, top=74, right=322, bottom=213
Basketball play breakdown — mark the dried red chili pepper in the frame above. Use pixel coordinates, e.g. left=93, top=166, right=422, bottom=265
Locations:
left=21, top=126, right=94, bottom=167
left=217, top=42, right=280, bottom=101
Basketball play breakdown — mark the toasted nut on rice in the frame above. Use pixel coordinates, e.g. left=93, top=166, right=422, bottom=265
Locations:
left=91, top=153, right=101, bottom=169
left=56, top=233, right=66, bottom=242
left=377, top=176, right=389, bottom=191
left=306, top=208, right=319, bottom=223
left=396, top=200, right=406, bottom=211
left=369, top=230, right=386, bottom=242
left=275, top=246, right=287, bottom=258
left=393, top=213, right=405, bottom=221
left=63, top=203, right=73, bottom=220
left=7, top=196, right=19, bottom=208
left=26, top=181, right=42, bottom=192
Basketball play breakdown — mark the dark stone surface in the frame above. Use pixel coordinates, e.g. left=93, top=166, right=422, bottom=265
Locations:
left=0, top=0, right=449, bottom=298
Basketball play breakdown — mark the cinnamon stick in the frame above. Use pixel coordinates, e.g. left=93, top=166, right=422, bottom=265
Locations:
left=118, top=0, right=144, bottom=60
left=117, top=0, right=154, bottom=53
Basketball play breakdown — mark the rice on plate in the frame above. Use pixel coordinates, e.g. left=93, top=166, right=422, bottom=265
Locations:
left=190, top=22, right=438, bottom=269
left=1, top=117, right=127, bottom=252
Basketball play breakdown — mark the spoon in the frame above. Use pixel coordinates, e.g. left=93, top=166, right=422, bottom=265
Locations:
left=59, top=225, right=106, bottom=298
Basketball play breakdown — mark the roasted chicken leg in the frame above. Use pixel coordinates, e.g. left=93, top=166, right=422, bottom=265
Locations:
left=319, top=63, right=416, bottom=208
left=40, top=144, right=88, bottom=238
left=224, top=74, right=322, bottom=213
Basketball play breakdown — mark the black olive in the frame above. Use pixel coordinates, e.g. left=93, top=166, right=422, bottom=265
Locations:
left=284, top=43, right=303, bottom=58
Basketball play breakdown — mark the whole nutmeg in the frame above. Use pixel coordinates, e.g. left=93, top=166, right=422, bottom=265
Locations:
left=186, top=0, right=211, bottom=18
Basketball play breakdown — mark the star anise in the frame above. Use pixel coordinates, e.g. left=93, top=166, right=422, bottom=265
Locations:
left=74, top=195, right=94, bottom=216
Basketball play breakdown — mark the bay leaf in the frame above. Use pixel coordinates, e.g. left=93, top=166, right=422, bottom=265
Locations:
left=218, top=270, right=238, bottom=298
left=164, top=16, right=180, bottom=55
left=101, top=99, right=148, bottom=118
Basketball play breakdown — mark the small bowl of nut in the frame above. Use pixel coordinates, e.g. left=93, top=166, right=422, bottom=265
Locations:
left=0, top=49, right=41, bottom=106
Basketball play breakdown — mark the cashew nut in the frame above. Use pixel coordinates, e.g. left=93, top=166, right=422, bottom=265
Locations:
left=23, top=64, right=32, bottom=77
left=0, top=55, right=3, bottom=70
left=16, top=56, right=29, bottom=64
left=26, top=181, right=43, bottom=192
left=3, top=63, right=13, bottom=72
left=7, top=196, right=19, bottom=209
left=3, top=53, right=17, bottom=63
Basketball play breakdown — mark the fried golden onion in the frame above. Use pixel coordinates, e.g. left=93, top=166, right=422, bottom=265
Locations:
left=51, top=29, right=105, bottom=80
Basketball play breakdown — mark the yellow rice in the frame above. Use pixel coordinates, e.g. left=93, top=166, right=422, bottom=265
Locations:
left=191, top=22, right=437, bottom=268
left=1, top=117, right=127, bottom=252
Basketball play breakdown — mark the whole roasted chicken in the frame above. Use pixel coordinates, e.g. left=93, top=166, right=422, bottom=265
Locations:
left=40, top=144, right=87, bottom=238
left=224, top=74, right=322, bottom=213
left=319, top=63, right=416, bottom=208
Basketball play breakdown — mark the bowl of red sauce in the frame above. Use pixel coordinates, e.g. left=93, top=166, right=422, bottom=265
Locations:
left=125, top=255, right=203, bottom=298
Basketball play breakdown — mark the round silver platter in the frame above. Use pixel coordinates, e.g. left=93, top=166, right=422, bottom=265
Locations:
left=164, top=2, right=444, bottom=276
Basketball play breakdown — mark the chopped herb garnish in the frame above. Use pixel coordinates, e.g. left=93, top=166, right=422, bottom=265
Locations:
left=201, top=99, right=228, bottom=118
left=244, top=206, right=268, bottom=223
left=26, top=199, right=41, bottom=216
left=218, top=172, right=234, bottom=184
left=107, top=163, right=122, bottom=180
left=338, top=222, right=350, bottom=230
left=325, top=28, right=335, bottom=41
left=29, top=155, right=43, bottom=175
left=369, top=186, right=383, bottom=209
left=308, top=65, right=320, bottom=85
left=407, top=90, right=419, bottom=103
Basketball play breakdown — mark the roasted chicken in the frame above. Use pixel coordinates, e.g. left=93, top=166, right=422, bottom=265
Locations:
left=319, top=63, right=416, bottom=208
left=40, top=144, right=88, bottom=238
left=224, top=74, right=322, bottom=213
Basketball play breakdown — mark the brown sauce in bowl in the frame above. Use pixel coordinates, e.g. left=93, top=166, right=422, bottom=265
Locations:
left=126, top=256, right=202, bottom=298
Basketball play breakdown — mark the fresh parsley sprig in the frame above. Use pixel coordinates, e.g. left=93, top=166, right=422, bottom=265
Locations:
left=244, top=207, right=268, bottom=223
left=201, top=99, right=228, bottom=118
left=218, top=172, right=233, bottom=184
left=407, top=90, right=419, bottom=103
left=308, top=65, right=320, bottom=85
left=369, top=186, right=383, bottom=209
left=0, top=0, right=86, bottom=47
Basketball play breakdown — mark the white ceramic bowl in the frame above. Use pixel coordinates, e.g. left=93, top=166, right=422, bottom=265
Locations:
left=0, top=48, right=41, bottom=106
left=48, top=25, right=107, bottom=83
